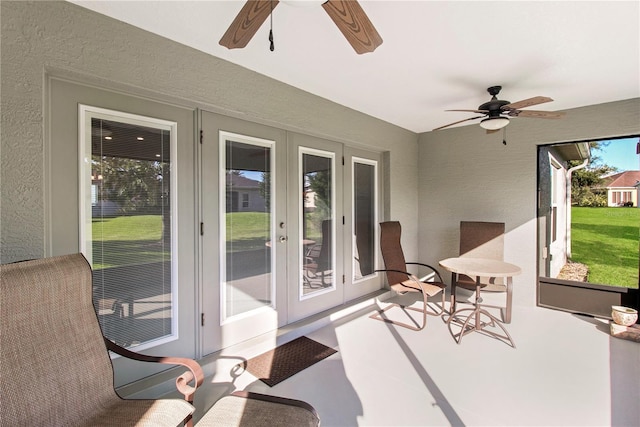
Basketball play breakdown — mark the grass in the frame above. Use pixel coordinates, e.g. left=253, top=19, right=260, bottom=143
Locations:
left=91, top=212, right=329, bottom=268
left=571, top=207, right=639, bottom=288
left=92, top=215, right=167, bottom=270
left=225, top=212, right=271, bottom=252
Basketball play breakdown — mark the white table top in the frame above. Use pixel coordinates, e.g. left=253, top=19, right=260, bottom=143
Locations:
left=439, top=257, right=522, bottom=278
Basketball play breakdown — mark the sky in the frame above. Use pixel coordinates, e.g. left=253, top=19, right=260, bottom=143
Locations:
left=592, top=137, right=640, bottom=172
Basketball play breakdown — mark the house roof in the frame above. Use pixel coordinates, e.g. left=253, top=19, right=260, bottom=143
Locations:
left=601, top=171, right=640, bottom=189
left=227, top=174, right=261, bottom=188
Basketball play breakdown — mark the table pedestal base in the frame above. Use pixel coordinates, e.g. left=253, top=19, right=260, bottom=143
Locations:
left=446, top=307, right=516, bottom=348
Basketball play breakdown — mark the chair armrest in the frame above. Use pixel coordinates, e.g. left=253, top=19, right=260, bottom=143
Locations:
left=104, top=337, right=204, bottom=403
left=405, top=262, right=445, bottom=282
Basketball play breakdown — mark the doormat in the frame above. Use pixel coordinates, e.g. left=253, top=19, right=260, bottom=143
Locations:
left=240, top=336, right=337, bottom=387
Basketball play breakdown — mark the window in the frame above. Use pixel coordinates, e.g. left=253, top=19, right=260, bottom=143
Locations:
left=300, top=148, right=335, bottom=296
left=220, top=133, right=274, bottom=319
left=80, top=106, right=178, bottom=349
left=352, top=158, right=377, bottom=281
left=612, top=191, right=632, bottom=205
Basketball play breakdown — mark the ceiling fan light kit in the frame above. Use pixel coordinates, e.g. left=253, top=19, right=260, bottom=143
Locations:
left=435, top=85, right=566, bottom=132
left=480, top=116, right=509, bottom=130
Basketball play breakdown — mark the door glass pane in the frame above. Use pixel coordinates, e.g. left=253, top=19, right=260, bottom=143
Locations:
left=301, top=150, right=334, bottom=295
left=86, top=114, right=175, bottom=349
left=353, top=160, right=377, bottom=280
left=222, top=135, right=273, bottom=318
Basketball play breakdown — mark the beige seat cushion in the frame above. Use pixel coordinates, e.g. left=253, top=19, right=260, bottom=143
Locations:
left=85, top=399, right=195, bottom=427
left=394, top=280, right=444, bottom=297
left=197, top=393, right=319, bottom=427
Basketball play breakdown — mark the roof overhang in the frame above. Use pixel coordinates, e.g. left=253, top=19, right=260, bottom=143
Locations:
left=554, top=142, right=591, bottom=161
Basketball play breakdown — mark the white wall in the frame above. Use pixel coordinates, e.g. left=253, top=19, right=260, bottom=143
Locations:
left=418, top=98, right=640, bottom=307
left=0, top=1, right=418, bottom=264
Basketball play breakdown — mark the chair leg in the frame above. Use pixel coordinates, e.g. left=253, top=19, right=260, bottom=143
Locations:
left=426, top=289, right=446, bottom=316
left=370, top=291, right=429, bottom=331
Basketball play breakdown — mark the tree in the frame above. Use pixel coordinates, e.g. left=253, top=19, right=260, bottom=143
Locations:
left=306, top=170, right=332, bottom=235
left=570, top=141, right=617, bottom=207
left=258, top=172, right=271, bottom=210
left=95, top=156, right=165, bottom=214
left=308, top=170, right=331, bottom=209
left=94, top=155, right=170, bottom=243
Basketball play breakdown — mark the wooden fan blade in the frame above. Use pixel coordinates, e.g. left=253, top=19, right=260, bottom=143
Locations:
left=220, top=0, right=279, bottom=49
left=509, top=109, right=566, bottom=119
left=503, top=96, right=553, bottom=110
left=446, top=109, right=490, bottom=113
left=322, top=0, right=383, bottom=54
left=433, top=116, right=484, bottom=131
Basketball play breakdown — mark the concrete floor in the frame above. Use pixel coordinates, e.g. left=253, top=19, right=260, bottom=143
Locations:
left=186, top=293, right=640, bottom=426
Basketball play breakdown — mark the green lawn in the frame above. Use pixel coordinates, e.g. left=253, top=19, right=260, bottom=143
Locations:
left=92, top=215, right=167, bottom=269
left=225, top=212, right=271, bottom=252
left=571, top=207, right=639, bottom=288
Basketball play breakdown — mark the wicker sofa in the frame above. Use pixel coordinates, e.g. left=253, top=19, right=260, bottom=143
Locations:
left=0, top=254, right=319, bottom=426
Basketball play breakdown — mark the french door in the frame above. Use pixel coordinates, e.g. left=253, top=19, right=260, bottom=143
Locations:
left=287, top=133, right=345, bottom=322
left=200, top=112, right=382, bottom=355
left=200, top=112, right=287, bottom=355
left=344, top=146, right=382, bottom=300
left=53, top=78, right=383, bottom=383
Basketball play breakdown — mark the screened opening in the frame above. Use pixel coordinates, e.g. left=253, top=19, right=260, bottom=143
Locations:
left=537, top=136, right=639, bottom=316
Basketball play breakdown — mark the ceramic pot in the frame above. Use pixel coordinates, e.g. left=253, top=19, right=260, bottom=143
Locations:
left=611, top=306, right=638, bottom=326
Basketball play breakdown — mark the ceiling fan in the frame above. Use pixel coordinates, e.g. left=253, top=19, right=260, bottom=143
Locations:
left=219, top=0, right=383, bottom=54
left=434, top=86, right=566, bottom=132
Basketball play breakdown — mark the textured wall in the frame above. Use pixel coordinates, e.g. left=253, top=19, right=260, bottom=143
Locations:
left=418, top=98, right=640, bottom=307
left=0, top=1, right=418, bottom=263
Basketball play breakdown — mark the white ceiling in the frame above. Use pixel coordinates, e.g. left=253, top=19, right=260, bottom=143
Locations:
left=70, top=1, right=639, bottom=134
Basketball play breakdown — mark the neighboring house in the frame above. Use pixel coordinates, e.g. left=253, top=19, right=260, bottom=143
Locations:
left=538, top=142, right=591, bottom=279
left=598, top=171, right=640, bottom=207
left=225, top=174, right=267, bottom=212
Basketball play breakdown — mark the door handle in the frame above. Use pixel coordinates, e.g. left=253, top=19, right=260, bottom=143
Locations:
left=279, top=236, right=288, bottom=243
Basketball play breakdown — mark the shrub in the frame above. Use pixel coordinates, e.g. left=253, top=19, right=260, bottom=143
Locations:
left=574, top=189, right=607, bottom=207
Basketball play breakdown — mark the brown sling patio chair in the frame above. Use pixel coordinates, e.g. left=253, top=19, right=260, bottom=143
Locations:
left=0, top=253, right=204, bottom=427
left=303, top=219, right=332, bottom=288
left=370, top=221, right=446, bottom=330
left=1, top=253, right=321, bottom=426
left=451, top=221, right=513, bottom=322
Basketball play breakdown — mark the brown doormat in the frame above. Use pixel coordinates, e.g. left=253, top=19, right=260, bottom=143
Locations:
left=240, top=336, right=337, bottom=387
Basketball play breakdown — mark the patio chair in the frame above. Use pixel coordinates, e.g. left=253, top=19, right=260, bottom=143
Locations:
left=303, top=219, right=332, bottom=287
left=0, top=253, right=204, bottom=426
left=1, top=253, right=321, bottom=426
left=451, top=221, right=513, bottom=322
left=370, top=221, right=446, bottom=330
